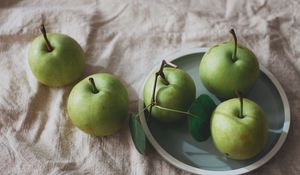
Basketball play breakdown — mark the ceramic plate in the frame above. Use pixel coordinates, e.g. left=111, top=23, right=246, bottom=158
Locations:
left=138, top=48, right=290, bottom=175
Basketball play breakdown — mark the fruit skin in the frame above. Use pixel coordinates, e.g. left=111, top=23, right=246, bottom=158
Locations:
left=199, top=42, right=259, bottom=98
left=211, top=98, right=267, bottom=160
left=143, top=67, right=196, bottom=122
left=28, top=33, right=85, bottom=87
left=67, top=73, right=129, bottom=136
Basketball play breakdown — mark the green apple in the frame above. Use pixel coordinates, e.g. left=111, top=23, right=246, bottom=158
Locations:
left=28, top=24, right=85, bottom=87
left=67, top=73, right=129, bottom=136
left=143, top=67, right=196, bottom=122
left=199, top=29, right=259, bottom=98
left=211, top=97, right=267, bottom=160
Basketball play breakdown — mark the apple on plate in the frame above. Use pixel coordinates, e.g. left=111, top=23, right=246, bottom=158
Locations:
left=211, top=94, right=267, bottom=160
left=67, top=73, right=129, bottom=136
left=143, top=63, right=196, bottom=122
left=28, top=24, right=85, bottom=87
left=199, top=29, right=259, bottom=99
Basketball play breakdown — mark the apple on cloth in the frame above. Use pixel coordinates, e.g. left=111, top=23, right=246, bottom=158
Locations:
left=143, top=60, right=196, bottom=122
left=67, top=73, right=129, bottom=136
left=28, top=24, right=85, bottom=87
left=199, top=29, right=259, bottom=99
left=211, top=93, right=267, bottom=160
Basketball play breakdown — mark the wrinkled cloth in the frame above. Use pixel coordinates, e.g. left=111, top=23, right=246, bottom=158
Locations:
left=0, top=0, right=300, bottom=174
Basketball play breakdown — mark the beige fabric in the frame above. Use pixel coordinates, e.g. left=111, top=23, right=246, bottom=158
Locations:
left=0, top=0, right=299, bottom=174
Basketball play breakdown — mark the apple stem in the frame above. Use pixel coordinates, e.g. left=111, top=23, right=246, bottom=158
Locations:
left=157, top=60, right=168, bottom=85
left=149, top=60, right=177, bottom=117
left=40, top=24, right=54, bottom=52
left=89, top=78, right=99, bottom=94
left=138, top=104, right=153, bottom=122
left=154, top=105, right=199, bottom=118
left=235, top=90, right=244, bottom=118
left=229, top=29, right=237, bottom=62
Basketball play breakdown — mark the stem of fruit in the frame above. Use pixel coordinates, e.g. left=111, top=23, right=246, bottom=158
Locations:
left=40, top=24, right=54, bottom=52
left=89, top=78, right=99, bottom=94
left=149, top=72, right=159, bottom=117
left=157, top=60, right=169, bottom=85
left=236, top=91, right=244, bottom=118
left=140, top=103, right=199, bottom=119
left=149, top=60, right=177, bottom=117
left=136, top=104, right=153, bottom=122
left=229, top=29, right=237, bottom=62
left=154, top=105, right=199, bottom=118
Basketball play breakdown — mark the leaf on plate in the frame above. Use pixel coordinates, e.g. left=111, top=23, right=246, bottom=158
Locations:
left=129, top=113, right=151, bottom=155
left=188, top=94, right=216, bottom=142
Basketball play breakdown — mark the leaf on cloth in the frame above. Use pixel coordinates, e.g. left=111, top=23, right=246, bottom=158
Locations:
left=188, top=94, right=216, bottom=142
left=129, top=113, right=150, bottom=155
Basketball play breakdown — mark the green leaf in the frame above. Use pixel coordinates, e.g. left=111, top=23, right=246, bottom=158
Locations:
left=129, top=113, right=150, bottom=154
left=188, top=94, right=216, bottom=142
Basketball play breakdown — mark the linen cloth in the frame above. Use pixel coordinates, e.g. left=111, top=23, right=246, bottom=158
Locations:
left=0, top=0, right=299, bottom=174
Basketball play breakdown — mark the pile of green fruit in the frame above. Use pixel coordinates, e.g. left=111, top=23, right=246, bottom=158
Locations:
left=142, top=29, right=267, bottom=160
left=28, top=24, right=267, bottom=160
left=201, top=29, right=267, bottom=160
left=28, top=24, right=128, bottom=136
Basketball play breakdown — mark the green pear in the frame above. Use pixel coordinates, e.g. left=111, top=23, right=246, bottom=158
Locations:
left=28, top=25, right=85, bottom=87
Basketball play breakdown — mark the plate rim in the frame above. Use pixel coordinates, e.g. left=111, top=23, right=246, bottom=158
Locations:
left=138, top=47, right=291, bottom=175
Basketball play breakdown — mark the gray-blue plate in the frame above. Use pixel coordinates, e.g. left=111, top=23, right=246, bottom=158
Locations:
left=138, top=48, right=290, bottom=175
